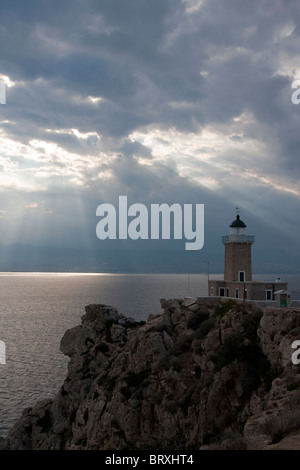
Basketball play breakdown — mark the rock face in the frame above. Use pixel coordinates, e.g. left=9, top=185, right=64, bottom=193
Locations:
left=2, top=299, right=300, bottom=450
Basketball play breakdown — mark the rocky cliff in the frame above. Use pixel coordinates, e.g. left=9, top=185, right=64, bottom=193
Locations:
left=2, top=298, right=300, bottom=450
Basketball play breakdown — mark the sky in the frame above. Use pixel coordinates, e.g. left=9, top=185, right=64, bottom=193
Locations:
left=0, top=0, right=299, bottom=274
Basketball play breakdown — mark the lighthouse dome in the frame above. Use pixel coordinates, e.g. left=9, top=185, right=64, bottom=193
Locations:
left=230, top=214, right=246, bottom=228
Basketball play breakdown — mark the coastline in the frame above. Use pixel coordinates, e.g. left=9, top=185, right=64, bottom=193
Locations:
left=2, top=297, right=300, bottom=450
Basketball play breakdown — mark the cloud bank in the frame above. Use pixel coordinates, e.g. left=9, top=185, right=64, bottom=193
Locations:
left=0, top=0, right=299, bottom=272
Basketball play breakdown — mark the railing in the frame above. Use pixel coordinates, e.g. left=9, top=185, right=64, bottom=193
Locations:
left=222, top=235, right=255, bottom=243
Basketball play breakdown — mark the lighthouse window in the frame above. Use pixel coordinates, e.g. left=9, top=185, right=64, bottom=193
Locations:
left=235, top=289, right=239, bottom=298
left=239, top=271, right=245, bottom=282
left=219, top=288, right=225, bottom=297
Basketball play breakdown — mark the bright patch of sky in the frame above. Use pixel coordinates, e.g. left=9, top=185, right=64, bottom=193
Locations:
left=0, top=0, right=299, bottom=271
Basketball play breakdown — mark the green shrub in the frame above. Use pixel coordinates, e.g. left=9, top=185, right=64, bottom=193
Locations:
left=214, top=333, right=243, bottom=371
left=289, top=327, right=300, bottom=336
left=214, top=299, right=237, bottom=317
left=171, top=334, right=194, bottom=356
left=241, top=311, right=263, bottom=341
left=287, top=381, right=300, bottom=391
left=187, top=312, right=209, bottom=330
left=214, top=332, right=275, bottom=392
left=194, top=318, right=215, bottom=339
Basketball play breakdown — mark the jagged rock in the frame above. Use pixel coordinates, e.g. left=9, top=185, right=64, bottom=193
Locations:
left=1, top=300, right=300, bottom=450
left=183, top=297, right=197, bottom=308
left=258, top=307, right=300, bottom=368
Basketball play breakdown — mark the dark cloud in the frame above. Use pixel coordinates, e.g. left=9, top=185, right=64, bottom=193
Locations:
left=0, top=0, right=299, bottom=272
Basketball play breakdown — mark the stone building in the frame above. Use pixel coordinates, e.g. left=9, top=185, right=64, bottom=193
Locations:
left=208, top=212, right=288, bottom=302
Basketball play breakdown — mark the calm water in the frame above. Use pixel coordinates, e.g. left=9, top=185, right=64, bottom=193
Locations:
left=0, top=272, right=299, bottom=436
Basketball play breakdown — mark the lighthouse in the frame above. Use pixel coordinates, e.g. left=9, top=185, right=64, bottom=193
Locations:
left=208, top=210, right=288, bottom=302
left=222, top=212, right=255, bottom=283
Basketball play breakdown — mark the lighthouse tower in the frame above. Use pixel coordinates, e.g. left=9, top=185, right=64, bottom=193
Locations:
left=208, top=209, right=288, bottom=301
left=222, top=211, right=255, bottom=282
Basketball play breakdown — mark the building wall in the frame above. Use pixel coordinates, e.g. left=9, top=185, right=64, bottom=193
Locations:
left=208, top=280, right=288, bottom=301
left=224, top=242, right=252, bottom=282
left=247, top=282, right=288, bottom=301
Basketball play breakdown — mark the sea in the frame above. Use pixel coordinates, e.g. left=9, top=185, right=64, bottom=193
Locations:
left=0, top=271, right=299, bottom=437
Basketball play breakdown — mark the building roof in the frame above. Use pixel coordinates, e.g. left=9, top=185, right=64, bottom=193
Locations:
left=230, top=214, right=246, bottom=228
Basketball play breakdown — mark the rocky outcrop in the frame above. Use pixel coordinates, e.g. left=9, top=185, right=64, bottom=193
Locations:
left=1, top=298, right=300, bottom=450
